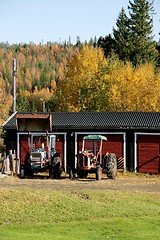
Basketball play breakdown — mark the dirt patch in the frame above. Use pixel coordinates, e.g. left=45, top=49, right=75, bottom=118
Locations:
left=0, top=173, right=160, bottom=194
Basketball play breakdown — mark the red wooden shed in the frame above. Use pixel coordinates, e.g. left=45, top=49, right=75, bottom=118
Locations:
left=2, top=111, right=160, bottom=175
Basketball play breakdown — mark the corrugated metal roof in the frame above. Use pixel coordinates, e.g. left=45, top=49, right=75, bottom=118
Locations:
left=2, top=111, right=160, bottom=130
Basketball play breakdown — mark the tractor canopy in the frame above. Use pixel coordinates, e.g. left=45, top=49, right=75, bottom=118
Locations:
left=83, top=135, right=107, bottom=141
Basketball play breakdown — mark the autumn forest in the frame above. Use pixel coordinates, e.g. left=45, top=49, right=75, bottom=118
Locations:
left=0, top=0, right=160, bottom=130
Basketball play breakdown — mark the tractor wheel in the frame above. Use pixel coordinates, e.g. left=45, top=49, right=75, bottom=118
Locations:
left=106, top=153, right=117, bottom=179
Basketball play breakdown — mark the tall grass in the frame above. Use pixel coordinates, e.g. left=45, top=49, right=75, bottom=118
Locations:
left=0, top=187, right=160, bottom=239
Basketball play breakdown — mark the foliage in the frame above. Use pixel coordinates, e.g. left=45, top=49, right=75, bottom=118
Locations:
left=56, top=45, right=108, bottom=112
left=0, top=77, right=12, bottom=125
left=107, top=62, right=160, bottom=111
left=100, top=0, right=157, bottom=66
left=128, top=0, right=157, bottom=66
left=97, top=34, right=115, bottom=57
left=16, top=87, right=53, bottom=112
left=155, top=42, right=160, bottom=68
left=0, top=39, right=160, bottom=120
left=113, top=8, right=131, bottom=62
left=0, top=2, right=160, bottom=125
left=0, top=42, right=79, bottom=114
left=0, top=76, right=12, bottom=150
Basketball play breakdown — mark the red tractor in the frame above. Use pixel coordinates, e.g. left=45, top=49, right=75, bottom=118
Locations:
left=76, top=135, right=117, bottom=180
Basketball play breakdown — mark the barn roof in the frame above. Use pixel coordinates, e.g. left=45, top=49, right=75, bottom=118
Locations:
left=2, top=111, right=160, bottom=130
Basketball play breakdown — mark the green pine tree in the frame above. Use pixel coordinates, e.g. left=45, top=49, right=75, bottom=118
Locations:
left=128, top=0, right=156, bottom=66
left=113, top=8, right=131, bottom=62
left=97, top=34, right=115, bottom=57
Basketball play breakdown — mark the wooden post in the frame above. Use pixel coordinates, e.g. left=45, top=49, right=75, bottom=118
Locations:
left=12, top=59, right=17, bottom=113
left=2, top=152, right=6, bottom=173
left=12, top=152, right=16, bottom=175
left=6, top=155, right=10, bottom=175
left=16, top=158, right=20, bottom=175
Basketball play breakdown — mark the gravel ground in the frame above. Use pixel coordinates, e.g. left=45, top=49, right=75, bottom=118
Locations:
left=0, top=172, right=160, bottom=193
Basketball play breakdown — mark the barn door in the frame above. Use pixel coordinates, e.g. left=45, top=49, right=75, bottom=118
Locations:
left=137, top=135, right=160, bottom=174
left=19, top=135, right=29, bottom=165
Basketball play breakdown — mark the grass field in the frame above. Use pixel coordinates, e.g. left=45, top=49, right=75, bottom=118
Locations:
left=0, top=177, right=160, bottom=239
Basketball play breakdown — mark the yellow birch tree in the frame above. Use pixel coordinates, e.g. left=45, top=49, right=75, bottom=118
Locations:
left=56, top=46, right=107, bottom=111
left=107, top=62, right=160, bottom=111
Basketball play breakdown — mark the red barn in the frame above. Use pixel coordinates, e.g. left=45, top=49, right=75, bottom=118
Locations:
left=2, top=111, right=160, bottom=176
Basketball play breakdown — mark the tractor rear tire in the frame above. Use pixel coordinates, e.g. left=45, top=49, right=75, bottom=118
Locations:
left=106, top=153, right=117, bottom=179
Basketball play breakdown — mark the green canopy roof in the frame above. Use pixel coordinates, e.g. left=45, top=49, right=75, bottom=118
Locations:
left=83, top=135, right=107, bottom=141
